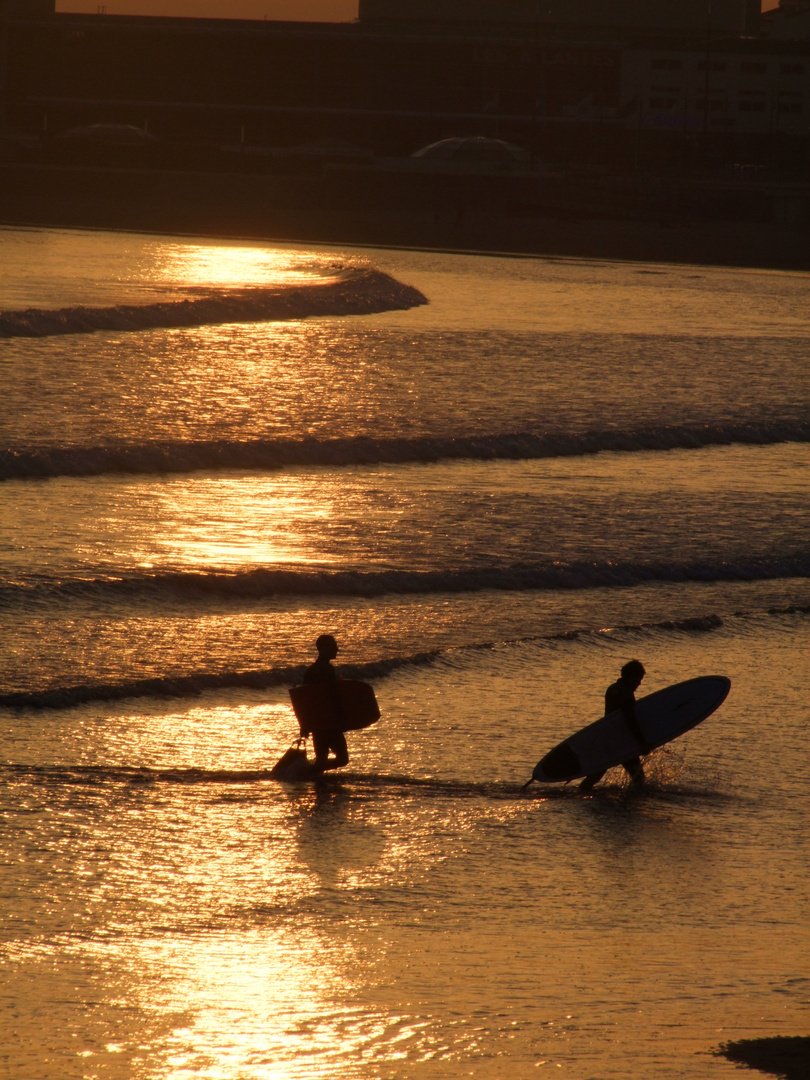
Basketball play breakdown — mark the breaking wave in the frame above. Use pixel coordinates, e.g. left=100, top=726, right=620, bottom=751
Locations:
left=2, top=554, right=808, bottom=609
left=3, top=421, right=808, bottom=481
left=0, top=655, right=430, bottom=711
left=0, top=268, right=427, bottom=339
left=2, top=607, right=807, bottom=711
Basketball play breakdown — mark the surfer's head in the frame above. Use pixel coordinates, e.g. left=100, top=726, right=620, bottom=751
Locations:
left=315, top=634, right=338, bottom=660
left=620, top=659, right=645, bottom=688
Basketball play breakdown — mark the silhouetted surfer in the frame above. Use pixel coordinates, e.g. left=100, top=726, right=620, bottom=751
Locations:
left=580, top=659, right=648, bottom=791
left=303, top=634, right=349, bottom=772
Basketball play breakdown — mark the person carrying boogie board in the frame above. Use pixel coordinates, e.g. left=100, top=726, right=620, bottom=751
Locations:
left=273, top=635, right=381, bottom=779
left=301, top=633, right=350, bottom=773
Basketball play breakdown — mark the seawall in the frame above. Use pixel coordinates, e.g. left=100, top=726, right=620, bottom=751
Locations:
left=2, top=162, right=809, bottom=271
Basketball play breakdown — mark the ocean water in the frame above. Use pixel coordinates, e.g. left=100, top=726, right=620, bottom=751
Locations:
left=1, top=224, right=808, bottom=1080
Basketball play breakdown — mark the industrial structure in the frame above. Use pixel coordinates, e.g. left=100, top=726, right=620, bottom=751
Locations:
left=1, top=0, right=809, bottom=174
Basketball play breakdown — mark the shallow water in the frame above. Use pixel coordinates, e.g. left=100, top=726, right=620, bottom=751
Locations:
left=1, top=225, right=808, bottom=1079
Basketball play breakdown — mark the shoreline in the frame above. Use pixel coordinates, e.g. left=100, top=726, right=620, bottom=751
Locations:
left=2, top=163, right=809, bottom=273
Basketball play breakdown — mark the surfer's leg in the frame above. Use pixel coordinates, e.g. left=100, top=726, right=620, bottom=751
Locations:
left=327, top=731, right=349, bottom=769
left=312, top=730, right=330, bottom=771
left=579, top=771, right=605, bottom=791
left=314, top=729, right=348, bottom=772
left=622, top=757, right=645, bottom=785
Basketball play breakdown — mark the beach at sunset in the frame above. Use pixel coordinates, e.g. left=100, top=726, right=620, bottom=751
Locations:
left=1, top=223, right=808, bottom=1078
left=3, top=0, right=809, bottom=1073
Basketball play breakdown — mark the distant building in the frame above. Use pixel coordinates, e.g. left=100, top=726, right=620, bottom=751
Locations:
left=762, top=0, right=810, bottom=38
left=622, top=42, right=809, bottom=137
left=1, top=0, right=54, bottom=18
left=2, top=13, right=630, bottom=153
left=0, top=0, right=53, bottom=137
left=2, top=4, right=808, bottom=173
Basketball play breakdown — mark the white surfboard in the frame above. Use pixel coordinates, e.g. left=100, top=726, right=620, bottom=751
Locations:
left=532, top=675, right=731, bottom=783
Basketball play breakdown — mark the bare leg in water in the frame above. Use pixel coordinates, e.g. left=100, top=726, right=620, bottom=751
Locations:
left=579, top=757, right=645, bottom=791
left=312, top=728, right=349, bottom=772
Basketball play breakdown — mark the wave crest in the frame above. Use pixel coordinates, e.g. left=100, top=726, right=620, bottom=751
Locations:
left=2, top=608, right=806, bottom=711
left=0, top=268, right=427, bottom=339
left=3, top=422, right=808, bottom=481
left=0, top=655, right=426, bottom=711
left=2, top=555, right=808, bottom=608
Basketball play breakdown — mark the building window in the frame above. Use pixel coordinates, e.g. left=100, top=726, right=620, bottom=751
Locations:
left=697, top=60, right=727, bottom=72
left=652, top=57, right=682, bottom=70
left=780, top=63, right=804, bottom=75
left=741, top=62, right=767, bottom=74
left=777, top=102, right=802, bottom=113
left=739, top=101, right=766, bottom=112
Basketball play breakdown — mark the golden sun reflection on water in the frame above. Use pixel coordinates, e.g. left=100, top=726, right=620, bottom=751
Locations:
left=152, top=241, right=337, bottom=292
left=142, top=931, right=363, bottom=1080
left=139, top=475, right=335, bottom=570
left=61, top=699, right=375, bottom=1079
left=92, top=700, right=296, bottom=770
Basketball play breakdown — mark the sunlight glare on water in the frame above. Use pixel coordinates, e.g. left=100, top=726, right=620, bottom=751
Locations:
left=2, top=227, right=809, bottom=1080
left=149, top=241, right=337, bottom=291
left=133, top=933, right=357, bottom=1080
left=147, top=476, right=335, bottom=569
left=0, top=228, right=342, bottom=310
left=2, top=444, right=808, bottom=578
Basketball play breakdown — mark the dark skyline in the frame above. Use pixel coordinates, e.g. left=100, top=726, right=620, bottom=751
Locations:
left=54, top=0, right=778, bottom=20
left=55, top=0, right=359, bottom=20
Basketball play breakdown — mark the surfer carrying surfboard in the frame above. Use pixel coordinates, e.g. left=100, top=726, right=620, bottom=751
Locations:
left=529, top=671, right=729, bottom=790
left=302, top=634, right=350, bottom=773
left=579, top=659, right=649, bottom=791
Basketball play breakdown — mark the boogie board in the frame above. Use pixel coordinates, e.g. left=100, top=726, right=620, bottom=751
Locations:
left=289, top=679, right=380, bottom=737
left=532, top=675, right=730, bottom=784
